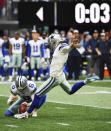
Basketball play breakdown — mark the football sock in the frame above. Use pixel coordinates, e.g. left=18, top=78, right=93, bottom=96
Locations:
left=70, top=81, right=85, bottom=95
left=18, top=68, right=21, bottom=76
left=31, top=69, right=34, bottom=77
left=37, top=69, right=41, bottom=77
left=27, top=94, right=39, bottom=114
left=9, top=68, right=13, bottom=76
left=0, top=66, right=4, bottom=77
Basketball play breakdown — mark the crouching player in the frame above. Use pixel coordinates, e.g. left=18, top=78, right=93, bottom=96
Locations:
left=5, top=76, right=46, bottom=117
left=14, top=34, right=99, bottom=119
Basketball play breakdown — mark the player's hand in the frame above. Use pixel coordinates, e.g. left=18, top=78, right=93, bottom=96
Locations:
left=26, top=57, right=30, bottom=63
left=14, top=112, right=28, bottom=119
left=22, top=102, right=28, bottom=106
left=88, top=49, right=92, bottom=53
left=7, top=96, right=17, bottom=105
left=41, top=58, right=45, bottom=63
left=72, top=38, right=78, bottom=48
left=98, top=52, right=102, bottom=56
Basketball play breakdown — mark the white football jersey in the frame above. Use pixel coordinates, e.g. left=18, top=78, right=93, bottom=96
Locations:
left=50, top=43, right=71, bottom=77
left=0, top=38, right=4, bottom=57
left=29, top=40, right=43, bottom=57
left=42, top=37, right=50, bottom=59
left=10, top=81, right=37, bottom=101
left=9, top=37, right=24, bottom=54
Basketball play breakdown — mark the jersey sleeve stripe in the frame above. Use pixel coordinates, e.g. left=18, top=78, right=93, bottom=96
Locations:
left=11, top=90, right=16, bottom=96
left=59, top=43, right=68, bottom=50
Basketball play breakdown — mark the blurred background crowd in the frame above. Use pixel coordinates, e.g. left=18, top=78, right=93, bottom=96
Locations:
left=0, top=27, right=111, bottom=82
left=0, top=0, right=111, bottom=82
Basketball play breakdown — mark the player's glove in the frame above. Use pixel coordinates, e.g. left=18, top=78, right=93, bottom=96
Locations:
left=41, top=58, right=45, bottom=63
left=26, top=57, right=30, bottom=63
left=14, top=112, right=29, bottom=119
left=7, top=96, right=18, bottom=105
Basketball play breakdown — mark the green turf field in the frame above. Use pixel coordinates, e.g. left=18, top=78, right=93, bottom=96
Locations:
left=0, top=81, right=111, bottom=131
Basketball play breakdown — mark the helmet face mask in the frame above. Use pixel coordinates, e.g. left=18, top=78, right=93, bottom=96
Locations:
left=48, top=34, right=63, bottom=50
left=15, top=76, right=27, bottom=91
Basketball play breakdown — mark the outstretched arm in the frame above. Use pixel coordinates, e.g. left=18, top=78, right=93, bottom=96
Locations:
left=61, top=38, right=78, bottom=53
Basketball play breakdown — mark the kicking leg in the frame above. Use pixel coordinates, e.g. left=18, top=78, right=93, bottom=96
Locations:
left=60, top=75, right=99, bottom=95
left=60, top=78, right=85, bottom=95
left=32, top=94, right=46, bottom=117
left=27, top=77, right=56, bottom=114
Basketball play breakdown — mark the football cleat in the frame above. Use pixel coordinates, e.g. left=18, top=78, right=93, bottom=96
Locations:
left=31, top=77, right=35, bottom=81
left=32, top=109, right=38, bottom=117
left=84, top=76, right=99, bottom=84
left=1, top=77, right=5, bottom=82
left=8, top=76, right=13, bottom=82
left=14, top=112, right=28, bottom=119
left=37, top=77, right=41, bottom=81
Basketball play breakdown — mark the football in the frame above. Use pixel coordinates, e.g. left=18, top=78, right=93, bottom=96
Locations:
left=18, top=104, right=27, bottom=114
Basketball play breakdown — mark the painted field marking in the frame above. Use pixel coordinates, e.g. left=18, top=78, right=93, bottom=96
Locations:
left=56, top=107, right=66, bottom=109
left=76, top=91, right=111, bottom=95
left=0, top=94, right=8, bottom=97
left=86, top=86, right=111, bottom=90
left=1, top=94, right=111, bottom=110
left=5, top=125, right=19, bottom=128
left=57, top=123, right=70, bottom=126
left=47, top=100, right=111, bottom=110
left=106, top=122, right=111, bottom=124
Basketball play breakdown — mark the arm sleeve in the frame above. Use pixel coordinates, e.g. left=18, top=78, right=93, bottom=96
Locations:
left=7, top=94, right=17, bottom=105
left=27, top=45, right=31, bottom=57
left=10, top=84, right=17, bottom=96
left=2, top=46, right=5, bottom=57
left=40, top=44, right=44, bottom=57
left=60, top=45, right=72, bottom=53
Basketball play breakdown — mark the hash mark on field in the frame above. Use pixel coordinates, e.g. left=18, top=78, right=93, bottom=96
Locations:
left=47, top=100, right=111, bottom=109
left=76, top=91, right=111, bottom=94
left=106, top=122, right=111, bottom=124
left=5, top=125, right=19, bottom=128
left=86, top=86, right=111, bottom=90
left=57, top=123, right=70, bottom=126
left=56, top=107, right=66, bottom=109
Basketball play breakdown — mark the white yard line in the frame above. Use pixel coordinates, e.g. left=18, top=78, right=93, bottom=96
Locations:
left=86, top=86, right=111, bottom=90
left=0, top=94, right=8, bottom=97
left=69, top=80, right=111, bottom=83
left=57, top=123, right=70, bottom=126
left=56, top=107, right=66, bottom=109
left=0, top=79, right=110, bottom=85
left=76, top=91, right=111, bottom=94
left=5, top=125, right=19, bottom=128
left=1, top=94, right=111, bottom=110
left=47, top=100, right=111, bottom=110
left=106, top=122, right=111, bottom=124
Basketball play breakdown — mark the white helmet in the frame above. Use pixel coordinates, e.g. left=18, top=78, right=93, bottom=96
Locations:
left=48, top=33, right=62, bottom=43
left=48, top=34, right=63, bottom=50
left=15, top=76, right=27, bottom=90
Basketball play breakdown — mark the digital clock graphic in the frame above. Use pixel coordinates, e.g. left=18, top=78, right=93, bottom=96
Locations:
left=18, top=0, right=111, bottom=31
left=75, top=3, right=110, bottom=24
